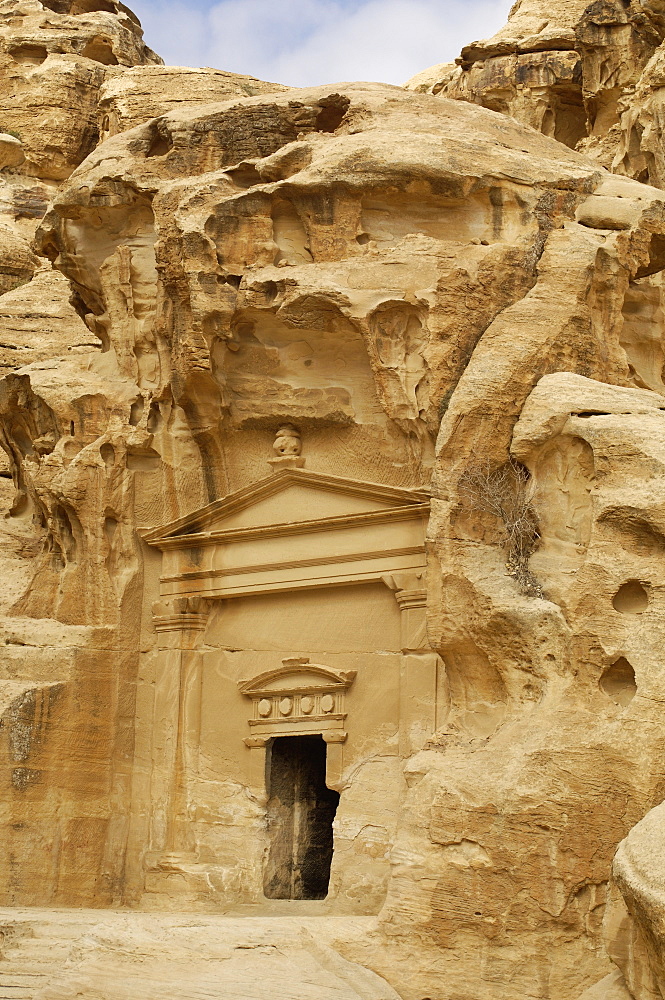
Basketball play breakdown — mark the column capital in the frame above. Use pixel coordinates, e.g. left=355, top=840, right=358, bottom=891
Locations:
left=322, top=731, right=347, bottom=744
left=382, top=572, right=429, bottom=651
left=243, top=736, right=269, bottom=749
left=393, top=589, right=427, bottom=611
left=152, top=597, right=209, bottom=633
left=381, top=570, right=426, bottom=600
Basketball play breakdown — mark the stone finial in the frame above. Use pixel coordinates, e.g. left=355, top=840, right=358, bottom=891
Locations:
left=274, top=424, right=301, bottom=456
left=268, top=424, right=305, bottom=472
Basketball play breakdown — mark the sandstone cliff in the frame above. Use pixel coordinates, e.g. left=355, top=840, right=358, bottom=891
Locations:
left=1, top=2, right=665, bottom=999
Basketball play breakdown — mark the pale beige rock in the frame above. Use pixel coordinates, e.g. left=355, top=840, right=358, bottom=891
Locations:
left=3, top=2, right=665, bottom=999
left=0, top=268, right=97, bottom=370
left=434, top=0, right=665, bottom=198
left=605, top=804, right=665, bottom=999
left=0, top=73, right=657, bottom=1000
left=0, top=222, right=40, bottom=295
left=604, top=41, right=665, bottom=188
left=98, top=65, right=287, bottom=139
left=0, top=133, right=25, bottom=170
left=577, top=971, right=633, bottom=999
left=403, top=61, right=455, bottom=94
left=436, top=0, right=665, bottom=158
left=0, top=0, right=161, bottom=180
left=0, top=909, right=400, bottom=1000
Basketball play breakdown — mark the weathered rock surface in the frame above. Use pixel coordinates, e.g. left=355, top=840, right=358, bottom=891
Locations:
left=0, top=909, right=399, bottom=1000
left=404, top=0, right=665, bottom=190
left=0, top=0, right=161, bottom=180
left=2, top=2, right=665, bottom=1000
left=98, top=65, right=287, bottom=140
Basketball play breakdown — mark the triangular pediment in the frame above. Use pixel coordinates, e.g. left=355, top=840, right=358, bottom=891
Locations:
left=142, top=469, right=429, bottom=546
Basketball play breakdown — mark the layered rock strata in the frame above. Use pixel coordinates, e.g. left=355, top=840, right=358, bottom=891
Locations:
left=404, top=0, right=665, bottom=194
left=0, top=3, right=665, bottom=1000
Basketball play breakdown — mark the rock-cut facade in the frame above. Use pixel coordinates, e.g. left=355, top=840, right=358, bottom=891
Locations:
left=0, top=1, right=665, bottom=998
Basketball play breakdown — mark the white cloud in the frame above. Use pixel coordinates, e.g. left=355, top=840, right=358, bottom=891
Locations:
left=129, top=0, right=512, bottom=87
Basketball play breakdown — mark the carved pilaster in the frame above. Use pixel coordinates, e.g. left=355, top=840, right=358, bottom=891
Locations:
left=322, top=731, right=347, bottom=792
left=242, top=735, right=269, bottom=800
left=382, top=571, right=441, bottom=756
left=152, top=597, right=208, bottom=647
left=146, top=597, right=209, bottom=888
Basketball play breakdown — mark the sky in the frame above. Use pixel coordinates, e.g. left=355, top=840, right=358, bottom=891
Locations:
left=126, top=0, right=513, bottom=88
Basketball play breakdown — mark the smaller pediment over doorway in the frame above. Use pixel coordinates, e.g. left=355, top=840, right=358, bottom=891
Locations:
left=239, top=657, right=356, bottom=742
left=239, top=658, right=357, bottom=697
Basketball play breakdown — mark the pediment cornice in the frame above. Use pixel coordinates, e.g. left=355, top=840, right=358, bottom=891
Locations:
left=238, top=658, right=357, bottom=697
left=142, top=468, right=430, bottom=549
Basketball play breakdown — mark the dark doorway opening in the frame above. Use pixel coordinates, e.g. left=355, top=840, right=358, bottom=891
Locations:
left=264, top=735, right=339, bottom=900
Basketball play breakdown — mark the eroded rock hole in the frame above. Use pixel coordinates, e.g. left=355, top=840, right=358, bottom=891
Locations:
left=553, top=92, right=587, bottom=149
left=272, top=199, right=312, bottom=265
left=613, top=580, right=649, bottom=614
left=147, top=132, right=172, bottom=158
left=81, top=36, right=118, bottom=65
left=9, top=44, right=48, bottom=64
left=53, top=505, right=77, bottom=564
left=147, top=402, right=161, bottom=434
left=100, top=442, right=115, bottom=469
left=11, top=427, right=33, bottom=458
left=315, top=95, right=350, bottom=133
left=600, top=657, right=637, bottom=707
left=262, top=280, right=277, bottom=303
left=129, top=397, right=144, bottom=426
left=104, top=515, right=117, bottom=544
left=264, top=735, right=339, bottom=900
left=620, top=277, right=665, bottom=390
left=226, top=163, right=261, bottom=188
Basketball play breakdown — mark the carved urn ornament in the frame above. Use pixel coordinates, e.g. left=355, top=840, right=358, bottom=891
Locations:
left=269, top=424, right=305, bottom=471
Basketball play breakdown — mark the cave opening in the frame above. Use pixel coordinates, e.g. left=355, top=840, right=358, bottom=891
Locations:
left=263, top=735, right=339, bottom=900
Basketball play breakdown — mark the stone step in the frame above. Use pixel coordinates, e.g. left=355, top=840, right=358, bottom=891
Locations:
left=0, top=974, right=48, bottom=982
left=0, top=979, right=47, bottom=1000
left=1, top=943, right=73, bottom=958
left=0, top=910, right=401, bottom=1000
left=3, top=945, right=71, bottom=956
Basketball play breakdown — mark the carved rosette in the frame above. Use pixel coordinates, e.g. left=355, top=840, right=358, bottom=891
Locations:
left=238, top=657, right=356, bottom=743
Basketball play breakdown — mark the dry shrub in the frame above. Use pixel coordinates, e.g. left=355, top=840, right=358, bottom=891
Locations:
left=458, top=457, right=543, bottom=598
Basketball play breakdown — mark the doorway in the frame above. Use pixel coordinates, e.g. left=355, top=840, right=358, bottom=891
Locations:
left=264, top=735, right=339, bottom=899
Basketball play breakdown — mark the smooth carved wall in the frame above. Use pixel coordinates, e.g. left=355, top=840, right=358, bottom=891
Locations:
left=129, top=466, right=434, bottom=913
left=132, top=583, right=409, bottom=912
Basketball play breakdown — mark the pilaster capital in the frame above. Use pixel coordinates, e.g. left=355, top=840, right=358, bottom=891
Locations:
left=322, top=731, right=347, bottom=744
left=394, top=589, right=427, bottom=611
left=152, top=597, right=209, bottom=633
left=381, top=571, right=427, bottom=608
left=244, top=736, right=269, bottom=749
left=381, top=567, right=427, bottom=600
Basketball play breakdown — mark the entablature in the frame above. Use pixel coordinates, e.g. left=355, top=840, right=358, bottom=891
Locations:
left=143, top=469, right=430, bottom=601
